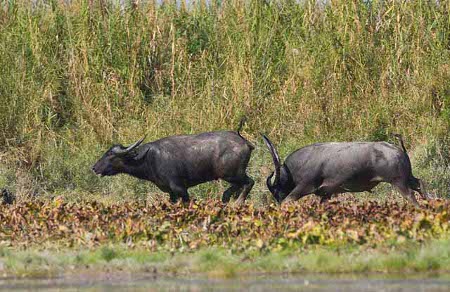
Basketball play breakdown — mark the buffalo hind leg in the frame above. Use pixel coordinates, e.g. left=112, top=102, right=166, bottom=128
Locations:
left=392, top=180, right=419, bottom=207
left=410, top=177, right=433, bottom=200
left=222, top=184, right=242, bottom=203
left=235, top=175, right=254, bottom=206
left=419, top=179, right=436, bottom=199
left=223, top=175, right=254, bottom=206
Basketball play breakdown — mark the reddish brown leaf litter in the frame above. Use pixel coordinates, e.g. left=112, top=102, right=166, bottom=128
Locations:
left=0, top=198, right=448, bottom=251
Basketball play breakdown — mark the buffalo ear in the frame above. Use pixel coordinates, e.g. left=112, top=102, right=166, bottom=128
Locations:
left=133, top=147, right=150, bottom=161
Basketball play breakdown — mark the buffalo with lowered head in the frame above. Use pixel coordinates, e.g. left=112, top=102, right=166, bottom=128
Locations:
left=262, top=134, right=430, bottom=206
left=93, top=121, right=254, bottom=204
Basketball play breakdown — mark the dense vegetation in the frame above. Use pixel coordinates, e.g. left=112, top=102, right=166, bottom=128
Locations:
left=2, top=198, right=448, bottom=249
left=1, top=0, right=450, bottom=200
left=1, top=1, right=450, bottom=278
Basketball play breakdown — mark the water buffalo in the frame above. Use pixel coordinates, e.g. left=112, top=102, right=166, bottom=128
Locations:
left=262, top=134, right=429, bottom=206
left=1, top=188, right=15, bottom=205
left=92, top=121, right=254, bottom=204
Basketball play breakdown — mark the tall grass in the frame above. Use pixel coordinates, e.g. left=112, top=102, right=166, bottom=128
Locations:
left=1, top=0, right=449, bottom=200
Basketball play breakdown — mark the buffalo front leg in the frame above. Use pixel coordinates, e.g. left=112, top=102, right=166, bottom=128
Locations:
left=282, top=184, right=315, bottom=205
left=168, top=183, right=190, bottom=204
left=319, top=193, right=332, bottom=204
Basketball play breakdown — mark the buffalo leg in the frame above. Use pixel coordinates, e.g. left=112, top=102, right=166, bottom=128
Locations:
left=320, top=194, right=332, bottom=204
left=222, top=184, right=242, bottom=203
left=419, top=179, right=436, bottom=199
left=168, top=183, right=190, bottom=203
left=169, top=193, right=178, bottom=203
left=235, top=176, right=254, bottom=206
left=392, top=180, right=419, bottom=207
left=315, top=189, right=332, bottom=204
left=414, top=179, right=434, bottom=200
left=283, top=184, right=315, bottom=204
left=315, top=180, right=348, bottom=205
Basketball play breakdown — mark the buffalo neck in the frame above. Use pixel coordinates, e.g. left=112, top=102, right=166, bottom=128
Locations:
left=120, top=154, right=154, bottom=181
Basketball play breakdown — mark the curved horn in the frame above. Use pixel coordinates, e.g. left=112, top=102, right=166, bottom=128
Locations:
left=266, top=172, right=275, bottom=194
left=262, top=134, right=281, bottom=187
left=113, top=135, right=146, bottom=156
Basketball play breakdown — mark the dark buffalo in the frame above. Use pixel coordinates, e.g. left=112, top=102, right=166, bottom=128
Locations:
left=1, top=188, right=15, bottom=205
left=262, top=134, right=430, bottom=206
left=93, top=121, right=254, bottom=204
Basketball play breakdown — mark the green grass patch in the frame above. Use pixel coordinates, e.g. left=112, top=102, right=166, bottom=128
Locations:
left=2, top=239, right=450, bottom=278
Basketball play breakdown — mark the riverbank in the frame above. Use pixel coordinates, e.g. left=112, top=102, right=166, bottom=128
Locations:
left=1, top=198, right=449, bottom=278
left=1, top=238, right=450, bottom=278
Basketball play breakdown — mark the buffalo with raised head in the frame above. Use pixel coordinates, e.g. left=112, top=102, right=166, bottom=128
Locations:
left=262, top=134, right=430, bottom=206
left=93, top=121, right=254, bottom=204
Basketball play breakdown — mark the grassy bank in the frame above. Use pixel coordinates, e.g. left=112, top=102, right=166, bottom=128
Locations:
left=1, top=198, right=450, bottom=277
left=1, top=0, right=450, bottom=200
left=2, top=239, right=450, bottom=278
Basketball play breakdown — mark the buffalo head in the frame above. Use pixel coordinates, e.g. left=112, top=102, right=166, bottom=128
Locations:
left=92, top=136, right=146, bottom=176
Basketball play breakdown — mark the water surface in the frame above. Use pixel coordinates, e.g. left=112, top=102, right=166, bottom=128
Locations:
left=2, top=273, right=450, bottom=291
